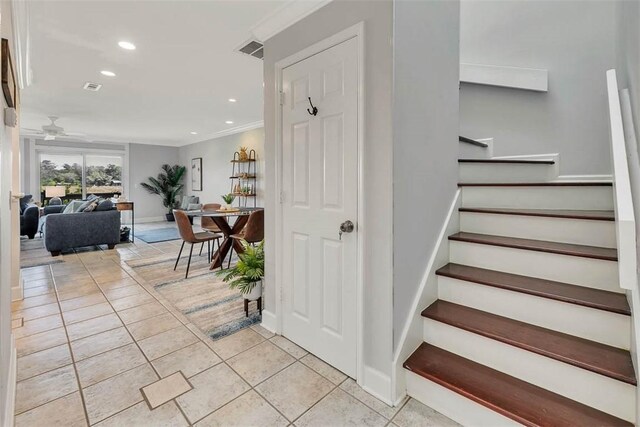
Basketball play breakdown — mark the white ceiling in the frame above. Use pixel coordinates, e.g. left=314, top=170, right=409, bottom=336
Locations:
left=20, top=1, right=285, bottom=147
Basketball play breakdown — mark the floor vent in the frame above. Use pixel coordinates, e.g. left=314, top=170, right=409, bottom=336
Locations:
left=236, top=39, right=263, bottom=60
left=83, top=82, right=102, bottom=91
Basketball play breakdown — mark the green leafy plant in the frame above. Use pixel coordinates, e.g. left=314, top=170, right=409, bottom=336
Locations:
left=221, top=193, right=236, bottom=205
left=140, top=164, right=186, bottom=213
left=217, top=240, right=264, bottom=294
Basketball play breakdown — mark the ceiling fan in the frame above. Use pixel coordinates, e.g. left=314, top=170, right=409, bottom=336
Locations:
left=22, top=116, right=91, bottom=141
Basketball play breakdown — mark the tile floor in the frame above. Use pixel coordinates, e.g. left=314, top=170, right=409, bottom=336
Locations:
left=12, top=223, right=458, bottom=426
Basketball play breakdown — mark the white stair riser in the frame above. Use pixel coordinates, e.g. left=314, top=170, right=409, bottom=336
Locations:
left=459, top=163, right=557, bottom=183
left=460, top=212, right=617, bottom=248
left=449, top=241, right=621, bottom=293
left=461, top=186, right=613, bottom=210
left=405, top=371, right=519, bottom=427
left=437, top=277, right=630, bottom=349
left=423, top=320, right=636, bottom=423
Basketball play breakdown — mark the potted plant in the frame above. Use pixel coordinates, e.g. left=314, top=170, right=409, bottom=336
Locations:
left=140, top=164, right=186, bottom=221
left=221, top=193, right=236, bottom=210
left=217, top=240, right=264, bottom=300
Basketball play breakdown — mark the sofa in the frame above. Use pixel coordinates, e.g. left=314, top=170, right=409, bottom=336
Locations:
left=20, top=205, right=40, bottom=239
left=44, top=209, right=121, bottom=256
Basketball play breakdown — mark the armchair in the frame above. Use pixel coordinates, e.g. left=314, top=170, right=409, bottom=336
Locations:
left=20, top=206, right=40, bottom=239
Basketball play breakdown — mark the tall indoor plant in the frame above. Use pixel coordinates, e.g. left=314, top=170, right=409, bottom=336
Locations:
left=217, top=240, right=264, bottom=300
left=140, top=164, right=186, bottom=221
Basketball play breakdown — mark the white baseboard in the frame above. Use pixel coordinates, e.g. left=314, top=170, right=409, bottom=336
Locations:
left=12, top=272, right=23, bottom=301
left=260, top=309, right=277, bottom=333
left=136, top=216, right=167, bottom=224
left=3, top=336, right=16, bottom=427
left=360, top=366, right=393, bottom=406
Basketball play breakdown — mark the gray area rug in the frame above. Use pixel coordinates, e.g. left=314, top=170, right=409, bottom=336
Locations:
left=135, top=227, right=181, bottom=244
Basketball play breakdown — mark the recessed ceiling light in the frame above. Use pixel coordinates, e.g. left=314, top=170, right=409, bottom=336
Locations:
left=225, top=120, right=234, bottom=125
left=118, top=41, right=136, bottom=50
left=100, top=70, right=116, bottom=77
left=190, top=131, right=198, bottom=135
left=228, top=98, right=237, bottom=103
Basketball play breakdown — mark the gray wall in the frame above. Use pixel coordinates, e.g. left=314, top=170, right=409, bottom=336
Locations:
left=460, top=0, right=617, bottom=176
left=615, top=0, right=640, bottom=140
left=392, top=0, right=460, bottom=349
left=129, top=143, right=180, bottom=220
left=177, top=128, right=264, bottom=210
left=264, top=0, right=395, bottom=386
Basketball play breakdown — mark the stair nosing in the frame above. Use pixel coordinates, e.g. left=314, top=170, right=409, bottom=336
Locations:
left=404, top=343, right=634, bottom=427
left=421, top=301, right=636, bottom=385
left=448, top=232, right=618, bottom=261
left=459, top=207, right=615, bottom=221
left=436, top=263, right=630, bottom=315
left=458, top=182, right=612, bottom=187
left=458, top=159, right=555, bottom=165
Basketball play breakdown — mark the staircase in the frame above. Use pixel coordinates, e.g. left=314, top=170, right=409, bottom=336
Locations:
left=403, top=158, right=636, bottom=426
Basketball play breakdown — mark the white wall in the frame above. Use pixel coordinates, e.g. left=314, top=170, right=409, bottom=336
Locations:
left=392, top=0, right=460, bottom=349
left=263, top=0, right=395, bottom=402
left=129, top=143, right=180, bottom=220
left=178, top=127, right=264, bottom=210
left=460, top=0, right=617, bottom=176
left=615, top=0, right=639, bottom=141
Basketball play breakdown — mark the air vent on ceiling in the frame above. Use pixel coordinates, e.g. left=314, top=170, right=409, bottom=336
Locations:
left=236, top=39, right=263, bottom=60
left=83, top=82, right=102, bottom=91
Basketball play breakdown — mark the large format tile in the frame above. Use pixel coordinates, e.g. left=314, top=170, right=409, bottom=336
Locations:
left=70, top=327, right=133, bottom=361
left=62, top=302, right=113, bottom=325
left=255, top=362, right=333, bottom=421
left=76, top=343, right=146, bottom=387
left=126, top=312, right=182, bottom=341
left=152, top=341, right=221, bottom=378
left=227, top=341, right=294, bottom=386
left=295, top=388, right=387, bottom=427
left=195, top=390, right=288, bottom=427
left=14, top=365, right=78, bottom=415
left=110, top=292, right=154, bottom=311
left=66, top=313, right=122, bottom=341
left=11, top=293, right=58, bottom=311
left=392, top=398, right=460, bottom=427
left=97, top=277, right=138, bottom=291
left=17, top=344, right=72, bottom=381
left=270, top=335, right=308, bottom=359
left=83, top=363, right=158, bottom=425
left=103, top=284, right=147, bottom=301
left=118, top=300, right=167, bottom=324
left=13, top=302, right=60, bottom=322
left=14, top=392, right=87, bottom=427
left=16, top=327, right=68, bottom=357
left=176, top=364, right=250, bottom=424
left=340, top=378, right=405, bottom=419
left=138, top=326, right=199, bottom=360
left=300, top=354, right=347, bottom=385
left=141, top=371, right=192, bottom=409
left=59, top=293, right=107, bottom=312
left=13, top=314, right=63, bottom=339
left=210, top=328, right=264, bottom=360
left=94, top=401, right=188, bottom=427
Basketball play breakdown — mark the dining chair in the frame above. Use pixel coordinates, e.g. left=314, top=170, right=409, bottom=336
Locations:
left=228, top=209, right=264, bottom=268
left=173, top=210, right=222, bottom=278
left=199, top=203, right=222, bottom=257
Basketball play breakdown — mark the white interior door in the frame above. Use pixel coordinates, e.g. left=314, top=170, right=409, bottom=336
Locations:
left=281, top=37, right=359, bottom=377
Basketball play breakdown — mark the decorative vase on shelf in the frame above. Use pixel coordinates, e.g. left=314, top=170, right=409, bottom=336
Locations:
left=238, top=147, right=249, bottom=161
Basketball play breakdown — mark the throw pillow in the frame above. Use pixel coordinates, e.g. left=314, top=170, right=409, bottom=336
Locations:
left=96, top=199, right=114, bottom=211
left=83, top=201, right=98, bottom=212
left=187, top=203, right=202, bottom=211
left=180, top=196, right=190, bottom=210
left=77, top=199, right=93, bottom=212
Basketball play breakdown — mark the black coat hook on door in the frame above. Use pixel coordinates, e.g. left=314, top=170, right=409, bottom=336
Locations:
left=307, top=97, right=318, bottom=116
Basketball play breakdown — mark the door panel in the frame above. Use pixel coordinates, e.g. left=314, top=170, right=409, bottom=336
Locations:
left=281, top=37, right=358, bottom=377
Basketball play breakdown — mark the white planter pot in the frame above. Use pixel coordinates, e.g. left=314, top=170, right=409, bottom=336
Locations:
left=242, top=281, right=262, bottom=301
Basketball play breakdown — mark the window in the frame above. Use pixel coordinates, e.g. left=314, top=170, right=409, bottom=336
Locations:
left=39, top=152, right=125, bottom=203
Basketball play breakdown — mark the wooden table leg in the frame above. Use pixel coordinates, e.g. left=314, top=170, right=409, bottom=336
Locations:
left=209, top=215, right=249, bottom=269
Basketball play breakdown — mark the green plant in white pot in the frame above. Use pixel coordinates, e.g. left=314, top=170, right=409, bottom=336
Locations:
left=217, top=240, right=264, bottom=300
left=221, top=193, right=236, bottom=210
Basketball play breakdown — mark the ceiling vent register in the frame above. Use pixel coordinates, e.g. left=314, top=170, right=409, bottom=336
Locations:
left=83, top=82, right=102, bottom=91
left=236, top=40, right=263, bottom=60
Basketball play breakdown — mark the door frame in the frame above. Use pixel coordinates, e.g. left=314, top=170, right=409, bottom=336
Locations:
left=274, top=21, right=365, bottom=382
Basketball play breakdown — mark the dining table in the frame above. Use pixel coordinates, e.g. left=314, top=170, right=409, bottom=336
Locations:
left=186, top=207, right=262, bottom=270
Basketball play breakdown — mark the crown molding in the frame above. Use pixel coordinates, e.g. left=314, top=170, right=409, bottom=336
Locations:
left=178, top=120, right=264, bottom=147
left=250, top=0, right=333, bottom=42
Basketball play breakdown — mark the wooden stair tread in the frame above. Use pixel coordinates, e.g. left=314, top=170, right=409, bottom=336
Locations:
left=404, top=343, right=633, bottom=427
left=459, top=207, right=615, bottom=221
left=458, top=159, right=555, bottom=165
left=421, top=301, right=636, bottom=385
left=458, top=182, right=612, bottom=187
left=436, top=263, right=630, bottom=315
left=449, top=232, right=618, bottom=261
